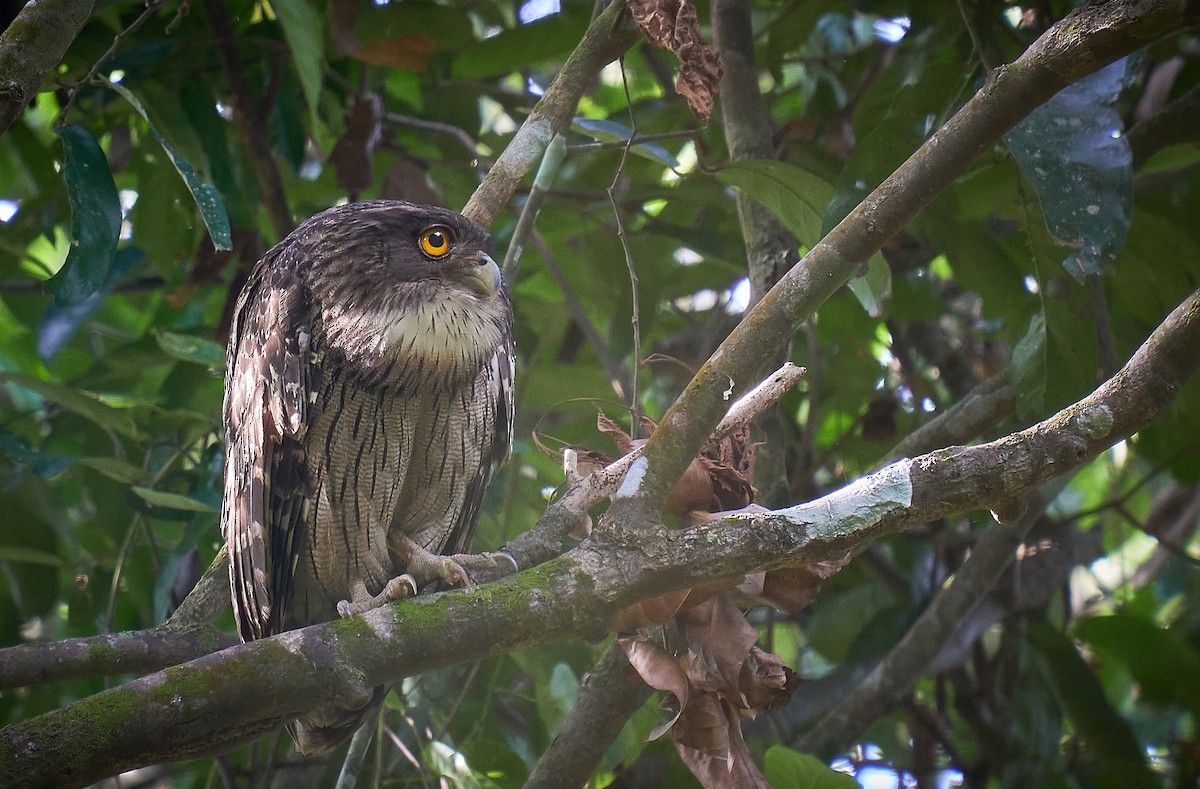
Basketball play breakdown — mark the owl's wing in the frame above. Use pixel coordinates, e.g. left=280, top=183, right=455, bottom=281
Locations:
left=222, top=250, right=319, bottom=642
left=443, top=327, right=516, bottom=556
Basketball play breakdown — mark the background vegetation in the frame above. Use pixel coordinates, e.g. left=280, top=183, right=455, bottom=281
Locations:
left=1, top=0, right=1199, bottom=786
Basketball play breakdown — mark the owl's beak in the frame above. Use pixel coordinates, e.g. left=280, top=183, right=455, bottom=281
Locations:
left=453, top=252, right=503, bottom=299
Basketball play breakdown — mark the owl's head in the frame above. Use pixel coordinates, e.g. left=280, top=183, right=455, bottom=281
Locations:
left=287, top=200, right=511, bottom=385
left=296, top=200, right=502, bottom=304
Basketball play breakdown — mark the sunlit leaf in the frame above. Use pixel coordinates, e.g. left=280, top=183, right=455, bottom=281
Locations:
left=713, top=160, right=833, bottom=248
left=130, top=486, right=217, bottom=513
left=572, top=118, right=681, bottom=168
left=764, top=745, right=857, bottom=789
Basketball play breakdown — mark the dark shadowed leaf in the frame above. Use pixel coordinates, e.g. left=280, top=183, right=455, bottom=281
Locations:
left=49, top=125, right=121, bottom=306
left=38, top=247, right=144, bottom=361
left=1028, top=620, right=1157, bottom=788
left=1011, top=312, right=1047, bottom=418
left=453, top=11, right=590, bottom=79
left=1003, top=58, right=1133, bottom=280
left=0, top=372, right=141, bottom=439
left=131, top=486, right=217, bottom=513
left=105, top=80, right=231, bottom=250
left=1076, top=613, right=1200, bottom=718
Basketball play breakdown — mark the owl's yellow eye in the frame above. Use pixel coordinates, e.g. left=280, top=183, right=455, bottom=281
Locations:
left=418, top=226, right=454, bottom=258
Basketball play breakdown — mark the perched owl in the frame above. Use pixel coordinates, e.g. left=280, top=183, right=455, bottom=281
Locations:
left=221, top=200, right=514, bottom=754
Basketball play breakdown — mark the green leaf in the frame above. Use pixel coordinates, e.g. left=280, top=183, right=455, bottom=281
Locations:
left=713, top=160, right=834, bottom=248
left=1010, top=312, right=1047, bottom=419
left=1027, top=620, right=1157, bottom=788
left=0, top=371, right=142, bottom=439
left=571, top=118, right=680, bottom=168
left=131, top=486, right=217, bottom=513
left=764, top=746, right=857, bottom=789
left=453, top=12, right=590, bottom=79
left=78, top=457, right=150, bottom=484
left=104, top=80, right=232, bottom=249
left=155, top=330, right=227, bottom=369
left=1076, top=613, right=1200, bottom=718
left=846, top=253, right=891, bottom=317
left=0, top=546, right=64, bottom=567
left=1003, top=58, right=1133, bottom=280
left=49, top=125, right=121, bottom=306
left=272, top=0, right=325, bottom=132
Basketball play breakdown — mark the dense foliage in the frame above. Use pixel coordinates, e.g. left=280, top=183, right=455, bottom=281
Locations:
left=1, top=0, right=1199, bottom=786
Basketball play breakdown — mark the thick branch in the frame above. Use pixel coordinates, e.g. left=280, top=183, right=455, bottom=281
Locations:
left=0, top=548, right=232, bottom=691
left=796, top=503, right=1043, bottom=758
left=0, top=0, right=94, bottom=135
left=3, top=283, right=1197, bottom=787
left=603, top=0, right=1200, bottom=533
left=461, top=0, right=640, bottom=226
left=712, top=0, right=798, bottom=306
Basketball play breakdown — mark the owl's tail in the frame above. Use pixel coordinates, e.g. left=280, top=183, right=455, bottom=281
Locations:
left=287, top=684, right=387, bottom=756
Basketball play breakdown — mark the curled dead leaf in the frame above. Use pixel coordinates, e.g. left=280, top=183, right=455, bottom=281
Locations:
left=627, top=0, right=722, bottom=123
left=619, top=635, right=689, bottom=740
left=738, top=647, right=797, bottom=712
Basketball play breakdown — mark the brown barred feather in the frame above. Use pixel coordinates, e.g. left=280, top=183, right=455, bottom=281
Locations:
left=221, top=200, right=513, bottom=754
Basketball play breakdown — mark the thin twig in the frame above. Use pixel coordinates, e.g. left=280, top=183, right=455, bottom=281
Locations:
left=529, top=228, right=632, bottom=399
left=56, top=0, right=171, bottom=125
left=607, top=58, right=642, bottom=435
left=567, top=129, right=700, bottom=152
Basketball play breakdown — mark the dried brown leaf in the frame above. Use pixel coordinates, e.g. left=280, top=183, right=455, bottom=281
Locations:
left=330, top=95, right=383, bottom=193
left=619, top=636, right=690, bottom=740
left=738, top=647, right=797, bottom=713
left=627, top=0, right=722, bottom=123
left=674, top=694, right=770, bottom=788
left=757, top=556, right=851, bottom=613
left=613, top=589, right=690, bottom=632
left=676, top=594, right=757, bottom=700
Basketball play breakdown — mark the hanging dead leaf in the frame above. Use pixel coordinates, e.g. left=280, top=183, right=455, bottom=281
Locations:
left=676, top=594, right=758, bottom=699
left=613, top=589, right=690, bottom=632
left=627, top=0, right=722, bottom=123
left=673, top=693, right=770, bottom=789
left=330, top=95, right=383, bottom=193
left=620, top=635, right=690, bottom=740
left=331, top=0, right=436, bottom=70
left=738, top=647, right=797, bottom=712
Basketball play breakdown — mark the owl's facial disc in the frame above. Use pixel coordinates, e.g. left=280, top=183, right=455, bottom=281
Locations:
left=449, top=251, right=502, bottom=299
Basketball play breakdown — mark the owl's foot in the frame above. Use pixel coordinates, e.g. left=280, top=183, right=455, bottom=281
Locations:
left=336, top=574, right=417, bottom=618
left=396, top=536, right=519, bottom=591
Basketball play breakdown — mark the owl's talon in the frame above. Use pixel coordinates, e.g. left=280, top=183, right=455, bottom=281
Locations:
left=489, top=551, right=519, bottom=574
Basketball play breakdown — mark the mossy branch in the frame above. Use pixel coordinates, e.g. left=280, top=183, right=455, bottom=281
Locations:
left=3, top=283, right=1199, bottom=786
left=601, top=0, right=1200, bottom=533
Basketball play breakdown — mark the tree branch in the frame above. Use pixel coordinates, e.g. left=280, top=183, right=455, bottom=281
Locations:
left=601, top=0, right=1200, bottom=536
left=0, top=0, right=94, bottom=135
left=461, top=0, right=640, bottom=227
left=3, top=282, right=1197, bottom=787
left=0, top=548, right=235, bottom=691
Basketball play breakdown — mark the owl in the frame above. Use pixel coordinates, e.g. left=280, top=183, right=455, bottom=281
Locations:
left=221, top=200, right=514, bottom=753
